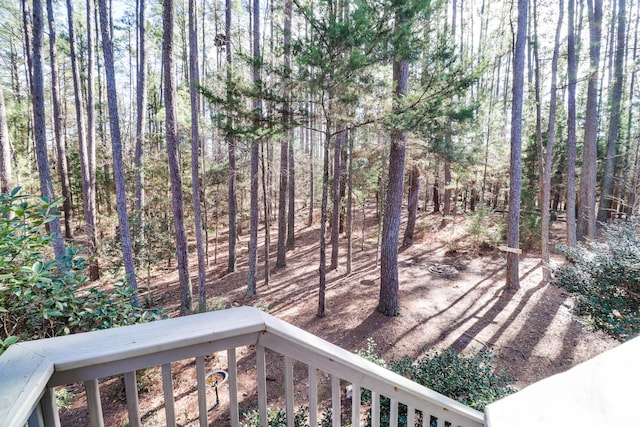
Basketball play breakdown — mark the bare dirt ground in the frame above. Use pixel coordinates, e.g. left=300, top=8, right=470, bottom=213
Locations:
left=60, top=207, right=619, bottom=426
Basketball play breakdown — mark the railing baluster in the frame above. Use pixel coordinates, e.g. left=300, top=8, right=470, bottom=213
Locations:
left=331, top=375, right=340, bottom=427
left=351, top=383, right=361, bottom=427
left=161, top=364, right=176, bottom=427
left=228, top=348, right=239, bottom=427
left=371, top=391, right=380, bottom=427
left=256, top=345, right=268, bottom=427
left=390, top=397, right=398, bottom=427
left=407, top=405, right=415, bottom=427
left=124, top=371, right=141, bottom=427
left=420, top=411, right=428, bottom=427
left=308, top=366, right=318, bottom=427
left=84, top=379, right=104, bottom=427
left=196, top=356, right=207, bottom=427
left=27, top=404, right=44, bottom=427
left=284, top=356, right=294, bottom=427
left=41, top=387, right=60, bottom=427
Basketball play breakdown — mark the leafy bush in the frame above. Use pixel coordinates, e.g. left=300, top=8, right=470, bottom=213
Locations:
left=466, top=207, right=503, bottom=250
left=0, top=188, right=165, bottom=349
left=389, top=348, right=515, bottom=411
left=357, top=340, right=514, bottom=427
left=552, top=218, right=640, bottom=340
left=241, top=406, right=309, bottom=427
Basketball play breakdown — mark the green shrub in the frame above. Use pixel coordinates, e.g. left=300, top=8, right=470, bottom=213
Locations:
left=357, top=340, right=514, bottom=427
left=389, top=348, right=515, bottom=411
left=241, top=406, right=309, bottom=427
left=552, top=218, right=640, bottom=340
left=0, top=188, right=165, bottom=349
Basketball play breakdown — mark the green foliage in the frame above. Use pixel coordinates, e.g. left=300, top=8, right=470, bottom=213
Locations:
left=466, top=208, right=503, bottom=250
left=55, top=387, right=76, bottom=410
left=552, top=218, right=640, bottom=340
left=207, top=297, right=230, bottom=312
left=0, top=188, right=165, bottom=348
left=241, top=406, right=309, bottom=427
left=357, top=340, right=514, bottom=427
left=389, top=349, right=515, bottom=412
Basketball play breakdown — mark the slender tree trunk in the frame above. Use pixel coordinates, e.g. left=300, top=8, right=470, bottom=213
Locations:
left=287, top=123, right=295, bottom=249
left=346, top=128, right=353, bottom=275
left=135, top=0, right=147, bottom=254
left=226, top=0, right=237, bottom=273
left=379, top=10, right=409, bottom=315
left=567, top=0, right=578, bottom=246
left=46, top=0, right=73, bottom=240
left=443, top=156, right=452, bottom=215
left=0, top=84, right=12, bottom=194
left=597, top=0, right=626, bottom=222
left=307, top=97, right=315, bottom=227
left=85, top=0, right=99, bottom=280
left=98, top=0, right=139, bottom=300
left=247, top=0, right=261, bottom=296
left=506, top=0, right=528, bottom=291
left=67, top=0, right=94, bottom=247
left=403, top=164, right=421, bottom=247
left=541, top=0, right=563, bottom=281
left=276, top=130, right=289, bottom=269
left=261, top=143, right=270, bottom=286
left=626, top=1, right=640, bottom=215
left=189, top=0, right=207, bottom=311
left=32, top=0, right=65, bottom=261
left=160, top=0, right=193, bottom=314
left=577, top=0, right=603, bottom=241
left=330, top=129, right=343, bottom=270
left=318, top=114, right=331, bottom=318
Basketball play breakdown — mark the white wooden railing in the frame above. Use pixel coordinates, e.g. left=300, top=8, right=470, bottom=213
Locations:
left=0, top=306, right=484, bottom=427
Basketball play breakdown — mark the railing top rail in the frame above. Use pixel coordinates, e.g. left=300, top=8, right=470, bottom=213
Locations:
left=23, top=306, right=266, bottom=371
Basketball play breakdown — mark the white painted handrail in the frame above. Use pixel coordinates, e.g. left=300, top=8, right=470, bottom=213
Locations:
left=0, top=307, right=484, bottom=427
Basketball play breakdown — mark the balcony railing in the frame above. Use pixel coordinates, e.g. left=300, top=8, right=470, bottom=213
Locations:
left=0, top=306, right=484, bottom=427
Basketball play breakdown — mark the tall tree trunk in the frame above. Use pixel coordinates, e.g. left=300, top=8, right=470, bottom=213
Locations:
left=135, top=0, right=147, bottom=253
left=307, top=96, right=315, bottom=227
left=506, top=0, right=528, bottom=291
left=261, top=143, right=270, bottom=286
left=626, top=1, right=639, bottom=215
left=330, top=129, right=343, bottom=270
left=247, top=0, right=261, bottom=296
left=66, top=0, right=94, bottom=246
left=98, top=0, right=139, bottom=301
left=318, top=114, right=331, bottom=318
left=443, top=156, right=452, bottom=215
left=226, top=0, right=237, bottom=273
left=189, top=0, right=207, bottom=311
left=541, top=0, right=563, bottom=281
left=276, top=133, right=288, bottom=267
left=32, top=0, right=65, bottom=261
left=85, top=0, right=99, bottom=280
left=287, top=117, right=295, bottom=249
left=566, top=0, right=579, bottom=247
left=0, top=84, right=12, bottom=194
left=161, top=0, right=192, bottom=314
left=46, top=0, right=73, bottom=240
left=577, top=0, right=603, bottom=241
left=597, top=0, right=626, bottom=222
left=403, top=164, right=421, bottom=247
left=379, top=8, right=409, bottom=315
left=346, top=128, right=353, bottom=275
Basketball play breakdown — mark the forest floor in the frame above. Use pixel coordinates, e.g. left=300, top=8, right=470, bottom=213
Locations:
left=60, top=206, right=619, bottom=426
